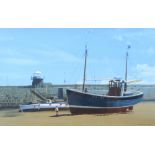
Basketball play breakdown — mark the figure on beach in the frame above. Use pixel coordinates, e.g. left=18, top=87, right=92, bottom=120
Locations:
left=55, top=106, right=59, bottom=116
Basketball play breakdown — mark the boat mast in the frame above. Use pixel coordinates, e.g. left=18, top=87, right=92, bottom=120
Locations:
left=125, top=52, right=128, bottom=82
left=124, top=45, right=131, bottom=91
left=82, top=45, right=88, bottom=92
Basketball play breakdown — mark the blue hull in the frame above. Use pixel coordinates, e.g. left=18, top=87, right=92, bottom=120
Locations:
left=66, top=89, right=143, bottom=114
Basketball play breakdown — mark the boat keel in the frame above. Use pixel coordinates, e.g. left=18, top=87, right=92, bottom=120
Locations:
left=69, top=106, right=133, bottom=115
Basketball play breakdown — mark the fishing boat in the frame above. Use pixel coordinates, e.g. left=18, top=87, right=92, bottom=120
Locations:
left=66, top=46, right=144, bottom=114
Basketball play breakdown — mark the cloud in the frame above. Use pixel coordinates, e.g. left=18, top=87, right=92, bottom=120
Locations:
left=113, top=35, right=124, bottom=42
left=112, top=29, right=149, bottom=45
left=147, top=47, right=155, bottom=55
left=131, top=64, right=155, bottom=84
left=0, top=36, right=14, bottom=42
left=31, top=49, right=83, bottom=63
left=49, top=51, right=82, bottom=63
left=0, top=48, right=84, bottom=67
left=1, top=58, right=40, bottom=65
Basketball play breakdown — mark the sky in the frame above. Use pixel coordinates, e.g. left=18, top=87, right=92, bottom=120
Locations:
left=0, top=28, right=155, bottom=85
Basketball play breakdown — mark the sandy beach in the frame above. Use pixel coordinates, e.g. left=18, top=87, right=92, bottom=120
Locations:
left=0, top=102, right=155, bottom=126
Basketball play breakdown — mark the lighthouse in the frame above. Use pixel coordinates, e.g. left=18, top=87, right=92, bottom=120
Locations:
left=31, top=71, right=44, bottom=88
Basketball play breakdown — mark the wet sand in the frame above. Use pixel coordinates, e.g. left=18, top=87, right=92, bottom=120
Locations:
left=0, top=102, right=155, bottom=126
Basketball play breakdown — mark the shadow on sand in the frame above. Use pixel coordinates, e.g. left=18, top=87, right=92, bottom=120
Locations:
left=95, top=111, right=134, bottom=116
left=50, top=114, right=72, bottom=117
left=49, top=110, right=134, bottom=117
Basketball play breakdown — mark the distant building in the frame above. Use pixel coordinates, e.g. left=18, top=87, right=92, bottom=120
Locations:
left=31, top=71, right=44, bottom=88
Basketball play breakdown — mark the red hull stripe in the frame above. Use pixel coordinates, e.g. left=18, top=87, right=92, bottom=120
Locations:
left=69, top=105, right=134, bottom=109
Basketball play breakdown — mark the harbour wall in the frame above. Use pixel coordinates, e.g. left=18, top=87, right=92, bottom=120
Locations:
left=50, top=84, right=155, bottom=101
left=0, top=84, right=155, bottom=108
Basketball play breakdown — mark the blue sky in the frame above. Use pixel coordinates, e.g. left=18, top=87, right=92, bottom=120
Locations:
left=0, top=28, right=155, bottom=85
